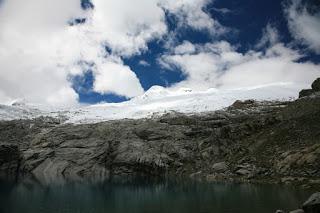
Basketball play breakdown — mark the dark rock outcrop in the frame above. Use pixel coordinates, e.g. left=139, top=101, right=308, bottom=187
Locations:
left=277, top=192, right=320, bottom=213
left=312, top=78, right=320, bottom=91
left=0, top=144, right=20, bottom=178
left=303, top=192, right=320, bottom=213
left=299, top=89, right=314, bottom=98
left=231, top=99, right=256, bottom=108
left=299, top=78, right=320, bottom=98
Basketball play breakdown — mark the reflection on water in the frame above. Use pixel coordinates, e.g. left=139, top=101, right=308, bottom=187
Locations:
left=0, top=178, right=311, bottom=213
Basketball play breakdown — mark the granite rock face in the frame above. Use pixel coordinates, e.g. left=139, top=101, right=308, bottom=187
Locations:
left=0, top=80, right=319, bottom=187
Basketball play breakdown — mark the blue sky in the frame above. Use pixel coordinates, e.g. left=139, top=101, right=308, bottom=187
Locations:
left=0, top=0, right=319, bottom=106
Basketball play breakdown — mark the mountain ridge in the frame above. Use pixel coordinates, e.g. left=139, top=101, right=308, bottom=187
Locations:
left=0, top=82, right=304, bottom=123
left=0, top=79, right=319, bottom=191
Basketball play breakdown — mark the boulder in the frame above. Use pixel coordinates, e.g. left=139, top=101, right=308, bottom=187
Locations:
left=231, top=99, right=255, bottom=108
left=212, top=162, right=228, bottom=173
left=299, top=89, right=314, bottom=98
left=311, top=78, right=320, bottom=91
left=235, top=164, right=256, bottom=177
left=302, top=192, right=320, bottom=213
left=236, top=168, right=252, bottom=176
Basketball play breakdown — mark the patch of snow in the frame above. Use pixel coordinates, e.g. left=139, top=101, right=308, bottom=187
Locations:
left=0, top=82, right=305, bottom=123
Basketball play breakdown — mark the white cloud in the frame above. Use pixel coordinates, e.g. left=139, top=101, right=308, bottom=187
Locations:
left=159, top=40, right=246, bottom=89
left=1, top=0, right=317, bottom=107
left=219, top=56, right=320, bottom=89
left=88, top=0, right=167, bottom=57
left=174, top=41, right=196, bottom=54
left=0, top=90, right=11, bottom=105
left=0, top=0, right=83, bottom=35
left=0, top=0, right=168, bottom=105
left=0, top=0, right=166, bottom=105
left=211, top=8, right=232, bottom=14
left=160, top=0, right=226, bottom=34
left=139, top=60, right=150, bottom=67
left=0, top=0, right=227, bottom=106
left=160, top=37, right=320, bottom=90
left=160, top=52, right=220, bottom=89
left=285, top=0, right=320, bottom=53
left=46, top=87, right=79, bottom=106
left=0, top=0, right=83, bottom=106
left=93, top=60, right=144, bottom=97
left=255, top=24, right=280, bottom=49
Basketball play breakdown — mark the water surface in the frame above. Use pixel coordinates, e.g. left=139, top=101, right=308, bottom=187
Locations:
left=0, top=179, right=311, bottom=213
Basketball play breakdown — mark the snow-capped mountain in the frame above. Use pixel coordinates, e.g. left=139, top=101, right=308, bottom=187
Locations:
left=0, top=82, right=305, bottom=123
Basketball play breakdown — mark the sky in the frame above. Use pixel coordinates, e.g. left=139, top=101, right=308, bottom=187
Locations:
left=0, top=0, right=319, bottom=106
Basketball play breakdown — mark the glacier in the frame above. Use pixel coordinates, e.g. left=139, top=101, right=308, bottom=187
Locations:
left=0, top=82, right=306, bottom=123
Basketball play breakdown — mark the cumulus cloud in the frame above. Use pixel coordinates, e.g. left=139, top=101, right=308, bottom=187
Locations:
left=89, top=0, right=167, bottom=56
left=285, top=0, right=320, bottom=53
left=0, top=0, right=166, bottom=105
left=219, top=49, right=320, bottom=89
left=0, top=0, right=227, bottom=106
left=174, top=41, right=197, bottom=55
left=159, top=41, right=243, bottom=89
left=159, top=28, right=320, bottom=90
left=0, top=0, right=83, bottom=106
left=93, top=60, right=144, bottom=97
left=160, top=0, right=225, bottom=35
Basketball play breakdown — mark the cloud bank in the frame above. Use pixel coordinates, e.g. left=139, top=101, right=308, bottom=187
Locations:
left=0, top=0, right=218, bottom=105
left=159, top=25, right=320, bottom=90
left=0, top=0, right=319, bottom=106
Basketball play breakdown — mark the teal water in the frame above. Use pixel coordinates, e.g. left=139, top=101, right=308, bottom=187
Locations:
left=0, top=179, right=312, bottom=213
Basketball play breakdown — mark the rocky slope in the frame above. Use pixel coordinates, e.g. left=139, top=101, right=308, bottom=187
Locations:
left=0, top=79, right=319, bottom=188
